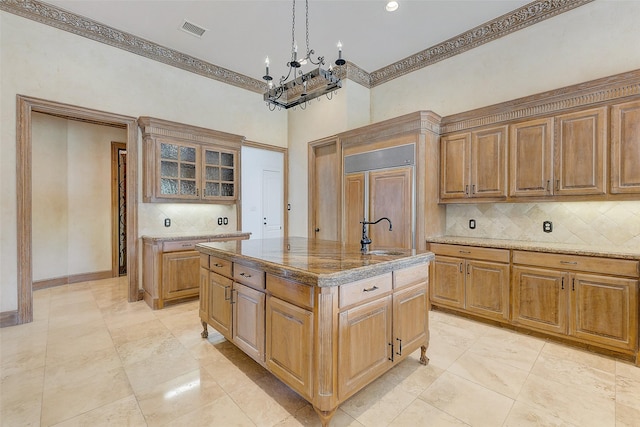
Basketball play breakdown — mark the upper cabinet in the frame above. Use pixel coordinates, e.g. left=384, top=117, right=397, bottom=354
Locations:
left=139, top=117, right=244, bottom=203
left=440, top=125, right=508, bottom=201
left=439, top=70, right=640, bottom=203
left=554, top=107, right=607, bottom=196
left=611, top=100, right=640, bottom=194
left=509, top=107, right=607, bottom=198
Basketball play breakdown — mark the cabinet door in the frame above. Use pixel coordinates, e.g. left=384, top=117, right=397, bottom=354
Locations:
left=266, top=296, right=314, bottom=399
left=512, top=266, right=568, bottom=334
left=570, top=274, right=638, bottom=351
left=465, top=260, right=509, bottom=321
left=232, top=282, right=265, bottom=363
left=208, top=272, right=232, bottom=339
left=156, top=139, right=200, bottom=200
left=554, top=107, right=607, bottom=196
left=344, top=173, right=365, bottom=247
left=338, top=295, right=392, bottom=401
left=161, top=251, right=201, bottom=301
left=202, top=147, right=237, bottom=201
left=311, top=141, right=341, bottom=241
left=430, top=256, right=465, bottom=309
left=393, top=283, right=428, bottom=363
left=611, top=100, right=640, bottom=194
left=471, top=126, right=508, bottom=198
left=369, top=167, right=412, bottom=249
left=440, top=132, right=471, bottom=199
left=509, top=118, right=553, bottom=197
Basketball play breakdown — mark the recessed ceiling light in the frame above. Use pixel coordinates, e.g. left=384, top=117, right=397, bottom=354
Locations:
left=386, top=1, right=399, bottom=12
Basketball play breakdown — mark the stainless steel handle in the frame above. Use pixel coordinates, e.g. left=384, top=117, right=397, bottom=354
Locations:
left=213, top=263, right=224, bottom=268
left=459, top=250, right=471, bottom=254
left=239, top=272, right=252, bottom=278
left=465, top=185, right=469, bottom=196
left=560, top=261, right=578, bottom=265
left=556, top=179, right=560, bottom=191
left=561, top=278, right=564, bottom=290
left=546, top=180, right=551, bottom=192
left=224, top=285, right=231, bottom=301
left=459, top=263, right=463, bottom=273
left=363, top=285, right=379, bottom=292
left=472, top=184, right=476, bottom=194
left=230, top=288, right=236, bottom=304
left=396, top=338, right=403, bottom=356
left=466, top=264, right=470, bottom=275
left=181, top=243, right=193, bottom=247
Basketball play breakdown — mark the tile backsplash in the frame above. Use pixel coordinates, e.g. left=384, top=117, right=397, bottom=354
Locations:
left=138, top=203, right=237, bottom=236
left=446, top=201, right=640, bottom=249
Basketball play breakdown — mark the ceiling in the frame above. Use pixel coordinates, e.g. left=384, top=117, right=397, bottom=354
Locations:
left=45, top=0, right=532, bottom=83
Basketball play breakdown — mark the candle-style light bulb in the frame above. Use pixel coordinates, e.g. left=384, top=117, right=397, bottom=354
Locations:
left=294, top=42, right=298, bottom=61
left=263, top=56, right=272, bottom=81
left=335, top=40, right=345, bottom=66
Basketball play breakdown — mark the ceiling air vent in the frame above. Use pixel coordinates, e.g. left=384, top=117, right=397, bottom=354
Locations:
left=180, top=20, right=207, bottom=38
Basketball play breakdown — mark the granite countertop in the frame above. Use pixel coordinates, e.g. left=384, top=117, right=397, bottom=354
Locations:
left=196, top=237, right=434, bottom=287
left=426, top=236, right=640, bottom=260
left=141, top=231, right=251, bottom=243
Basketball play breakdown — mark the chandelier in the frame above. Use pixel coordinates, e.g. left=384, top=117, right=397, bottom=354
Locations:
left=262, top=0, right=345, bottom=110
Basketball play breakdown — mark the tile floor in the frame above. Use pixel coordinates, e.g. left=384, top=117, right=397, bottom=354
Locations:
left=1, top=276, right=639, bottom=426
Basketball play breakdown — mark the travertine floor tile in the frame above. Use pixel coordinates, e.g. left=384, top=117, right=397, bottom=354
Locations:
left=2, top=277, right=638, bottom=427
left=419, top=372, right=514, bottom=427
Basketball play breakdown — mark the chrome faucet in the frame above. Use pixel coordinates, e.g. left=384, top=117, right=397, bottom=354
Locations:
left=360, top=217, right=393, bottom=252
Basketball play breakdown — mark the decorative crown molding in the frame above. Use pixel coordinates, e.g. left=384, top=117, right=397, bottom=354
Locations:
left=369, top=0, right=594, bottom=87
left=1, top=0, right=592, bottom=92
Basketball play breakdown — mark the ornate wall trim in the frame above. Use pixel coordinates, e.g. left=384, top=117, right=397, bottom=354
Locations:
left=369, top=0, right=594, bottom=87
left=1, top=0, right=591, bottom=92
left=440, top=69, right=640, bottom=133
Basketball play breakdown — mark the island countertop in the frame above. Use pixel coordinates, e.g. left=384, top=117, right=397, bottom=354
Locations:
left=196, top=237, right=434, bottom=287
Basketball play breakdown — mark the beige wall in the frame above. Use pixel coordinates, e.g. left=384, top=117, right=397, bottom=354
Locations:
left=32, top=113, right=125, bottom=280
left=0, top=12, right=286, bottom=311
left=3, top=0, right=640, bottom=313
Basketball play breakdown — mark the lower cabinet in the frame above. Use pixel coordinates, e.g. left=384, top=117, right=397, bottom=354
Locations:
left=430, top=243, right=510, bottom=321
left=201, top=257, right=266, bottom=364
left=199, top=257, right=430, bottom=425
left=512, top=251, right=639, bottom=352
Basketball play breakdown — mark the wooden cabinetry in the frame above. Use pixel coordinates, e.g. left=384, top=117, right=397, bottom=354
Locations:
left=554, top=107, right=607, bottom=196
left=142, top=235, right=248, bottom=310
left=508, top=107, right=607, bottom=199
left=512, top=250, right=638, bottom=352
left=139, top=116, right=243, bottom=203
left=509, top=118, right=554, bottom=197
left=309, top=138, right=342, bottom=241
left=338, top=264, right=429, bottom=401
left=611, top=100, right=640, bottom=194
left=201, top=257, right=266, bottom=364
left=430, top=243, right=510, bottom=321
left=440, top=125, right=508, bottom=201
left=198, top=240, right=431, bottom=426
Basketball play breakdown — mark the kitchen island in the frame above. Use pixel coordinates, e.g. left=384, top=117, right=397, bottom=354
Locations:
left=196, top=237, right=433, bottom=426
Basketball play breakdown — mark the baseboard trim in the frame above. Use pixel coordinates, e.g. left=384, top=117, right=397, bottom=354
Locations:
left=33, top=270, right=114, bottom=291
left=0, top=310, right=18, bottom=328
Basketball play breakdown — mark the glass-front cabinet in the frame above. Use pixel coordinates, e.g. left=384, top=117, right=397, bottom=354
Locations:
left=140, top=117, right=243, bottom=203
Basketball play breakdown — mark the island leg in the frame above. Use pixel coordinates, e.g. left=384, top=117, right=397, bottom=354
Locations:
left=313, top=406, right=337, bottom=427
left=419, top=344, right=429, bottom=365
left=201, top=321, right=208, bottom=338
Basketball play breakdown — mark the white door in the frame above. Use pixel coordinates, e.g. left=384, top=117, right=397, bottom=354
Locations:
left=241, top=146, right=284, bottom=240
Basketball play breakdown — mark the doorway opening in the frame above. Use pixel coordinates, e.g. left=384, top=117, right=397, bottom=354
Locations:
left=112, top=142, right=127, bottom=276
left=15, top=95, right=139, bottom=325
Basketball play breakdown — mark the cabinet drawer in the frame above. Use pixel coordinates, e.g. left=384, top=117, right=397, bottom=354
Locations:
left=266, top=274, right=313, bottom=310
left=339, top=273, right=392, bottom=309
left=430, top=243, right=509, bottom=263
left=163, top=239, right=207, bottom=252
left=512, top=250, right=639, bottom=278
left=210, top=256, right=232, bottom=278
left=234, top=263, right=265, bottom=290
left=393, top=263, right=429, bottom=289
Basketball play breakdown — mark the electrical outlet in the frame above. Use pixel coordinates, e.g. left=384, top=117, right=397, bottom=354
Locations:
left=217, top=217, right=223, bottom=226
left=543, top=221, right=553, bottom=233
left=164, top=218, right=171, bottom=227
left=469, top=219, right=476, bottom=229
